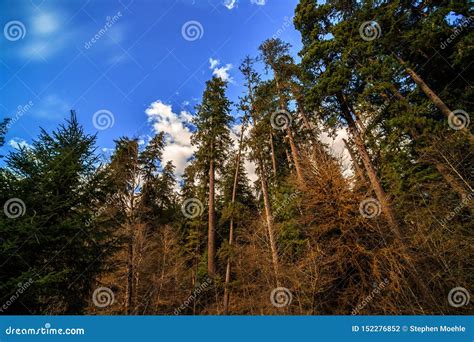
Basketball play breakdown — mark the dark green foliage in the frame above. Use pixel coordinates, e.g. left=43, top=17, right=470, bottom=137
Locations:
left=0, top=113, right=115, bottom=314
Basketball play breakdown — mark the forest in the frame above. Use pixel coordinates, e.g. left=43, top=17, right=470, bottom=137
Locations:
left=0, top=0, right=472, bottom=315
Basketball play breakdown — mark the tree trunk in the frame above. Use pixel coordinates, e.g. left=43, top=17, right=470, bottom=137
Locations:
left=223, top=118, right=247, bottom=314
left=337, top=93, right=401, bottom=239
left=259, top=157, right=280, bottom=285
left=126, top=225, right=134, bottom=314
left=396, top=55, right=471, bottom=138
left=287, top=126, right=304, bottom=183
left=274, top=76, right=303, bottom=183
left=385, top=88, right=472, bottom=200
left=434, top=162, right=471, bottom=199
left=208, top=157, right=216, bottom=277
left=269, top=131, right=278, bottom=181
left=343, top=138, right=368, bottom=185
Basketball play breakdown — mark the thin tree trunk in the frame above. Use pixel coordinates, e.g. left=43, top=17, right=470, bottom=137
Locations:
left=274, top=76, right=303, bottom=183
left=269, top=131, right=278, bottom=180
left=385, top=88, right=472, bottom=200
left=259, top=157, right=280, bottom=285
left=223, top=118, right=247, bottom=314
left=337, top=93, right=401, bottom=239
left=287, top=126, right=304, bottom=183
left=343, top=138, right=368, bottom=185
left=126, top=228, right=134, bottom=314
left=245, top=64, right=280, bottom=285
left=208, top=157, right=216, bottom=277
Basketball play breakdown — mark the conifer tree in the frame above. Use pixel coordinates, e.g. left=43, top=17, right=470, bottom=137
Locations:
left=191, top=77, right=233, bottom=277
left=0, top=112, right=113, bottom=313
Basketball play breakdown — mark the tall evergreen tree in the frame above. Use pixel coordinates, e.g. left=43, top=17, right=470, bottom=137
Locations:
left=191, top=76, right=233, bottom=277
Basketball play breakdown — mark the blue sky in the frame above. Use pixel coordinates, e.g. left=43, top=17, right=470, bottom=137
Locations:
left=0, top=0, right=302, bottom=178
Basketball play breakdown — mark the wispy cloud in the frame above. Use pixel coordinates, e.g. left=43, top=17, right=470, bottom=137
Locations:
left=17, top=9, right=73, bottom=61
left=34, top=94, right=71, bottom=119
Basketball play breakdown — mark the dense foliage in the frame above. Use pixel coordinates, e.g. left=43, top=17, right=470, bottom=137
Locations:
left=0, top=1, right=472, bottom=315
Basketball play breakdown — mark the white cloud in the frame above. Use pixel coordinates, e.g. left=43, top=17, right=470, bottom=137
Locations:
left=209, top=58, right=220, bottom=69
left=32, top=12, right=60, bottom=35
left=229, top=123, right=258, bottom=184
left=8, top=138, right=32, bottom=150
left=250, top=0, right=266, bottom=5
left=17, top=10, right=72, bottom=61
left=223, top=0, right=238, bottom=9
left=145, top=100, right=196, bottom=179
left=208, top=58, right=234, bottom=82
left=213, top=63, right=233, bottom=82
left=320, top=127, right=352, bottom=176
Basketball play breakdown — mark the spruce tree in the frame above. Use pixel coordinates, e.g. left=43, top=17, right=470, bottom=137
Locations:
left=191, top=76, right=233, bottom=277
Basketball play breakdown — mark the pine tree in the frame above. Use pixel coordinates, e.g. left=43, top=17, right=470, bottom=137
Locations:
left=240, top=56, right=281, bottom=284
left=259, top=39, right=304, bottom=183
left=191, top=76, right=233, bottom=277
